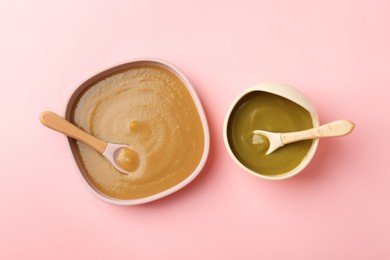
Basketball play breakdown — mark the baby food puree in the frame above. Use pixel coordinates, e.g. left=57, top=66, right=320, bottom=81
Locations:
left=71, top=65, right=205, bottom=200
left=227, top=91, right=314, bottom=175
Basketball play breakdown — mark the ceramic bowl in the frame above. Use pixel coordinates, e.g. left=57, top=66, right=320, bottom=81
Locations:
left=65, top=58, right=210, bottom=205
left=223, top=82, right=319, bottom=180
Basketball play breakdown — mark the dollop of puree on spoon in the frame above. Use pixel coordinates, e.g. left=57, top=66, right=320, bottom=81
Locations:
left=115, top=147, right=140, bottom=172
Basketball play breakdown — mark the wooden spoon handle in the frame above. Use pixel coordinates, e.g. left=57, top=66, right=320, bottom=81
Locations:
left=40, top=111, right=107, bottom=154
left=281, top=119, right=355, bottom=145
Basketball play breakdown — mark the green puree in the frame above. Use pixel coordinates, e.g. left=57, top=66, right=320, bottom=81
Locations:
left=227, top=91, right=314, bottom=176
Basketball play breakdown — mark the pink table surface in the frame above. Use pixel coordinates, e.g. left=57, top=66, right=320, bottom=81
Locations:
left=1, top=0, right=389, bottom=259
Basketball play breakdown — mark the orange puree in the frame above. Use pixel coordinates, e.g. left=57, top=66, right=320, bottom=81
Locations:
left=71, top=65, right=205, bottom=200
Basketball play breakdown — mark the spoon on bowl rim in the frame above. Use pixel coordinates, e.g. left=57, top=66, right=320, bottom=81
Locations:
left=252, top=119, right=355, bottom=155
left=40, top=111, right=138, bottom=174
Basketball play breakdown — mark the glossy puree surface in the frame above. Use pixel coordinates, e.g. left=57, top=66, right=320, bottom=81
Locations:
left=227, top=91, right=314, bottom=176
left=71, top=65, right=205, bottom=200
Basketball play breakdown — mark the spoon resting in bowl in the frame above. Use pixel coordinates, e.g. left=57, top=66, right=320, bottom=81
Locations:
left=40, top=111, right=139, bottom=174
left=252, top=119, right=355, bottom=155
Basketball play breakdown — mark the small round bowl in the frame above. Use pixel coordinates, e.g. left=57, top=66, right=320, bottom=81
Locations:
left=223, top=82, right=320, bottom=180
left=65, top=58, right=210, bottom=205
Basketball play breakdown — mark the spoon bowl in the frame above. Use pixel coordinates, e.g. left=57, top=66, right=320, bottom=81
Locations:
left=253, top=119, right=355, bottom=155
left=40, top=111, right=136, bottom=175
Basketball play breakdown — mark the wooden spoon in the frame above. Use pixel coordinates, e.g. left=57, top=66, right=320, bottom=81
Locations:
left=40, top=111, right=139, bottom=174
left=252, top=119, right=355, bottom=155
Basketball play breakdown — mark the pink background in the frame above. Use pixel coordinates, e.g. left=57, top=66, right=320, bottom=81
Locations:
left=1, top=0, right=390, bottom=259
